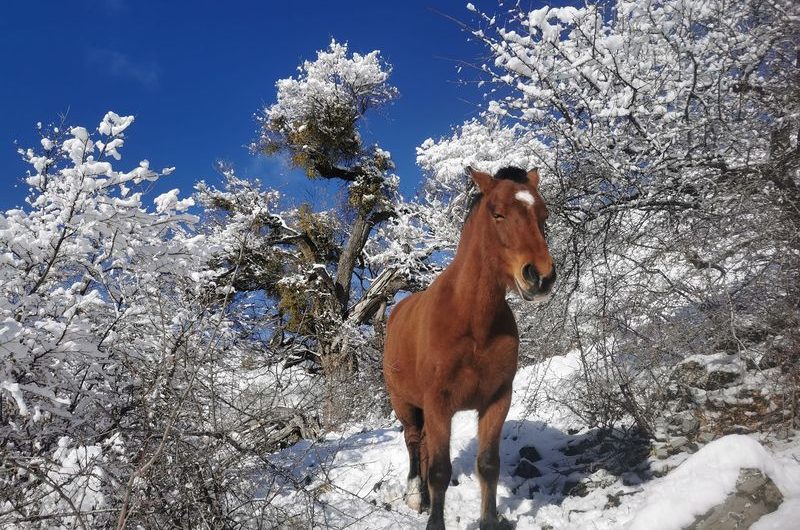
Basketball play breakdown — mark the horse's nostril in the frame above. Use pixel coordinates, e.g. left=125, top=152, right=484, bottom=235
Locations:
left=522, top=264, right=539, bottom=287
left=540, top=268, right=556, bottom=293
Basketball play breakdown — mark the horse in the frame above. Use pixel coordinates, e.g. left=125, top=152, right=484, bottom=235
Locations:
left=383, top=166, right=556, bottom=530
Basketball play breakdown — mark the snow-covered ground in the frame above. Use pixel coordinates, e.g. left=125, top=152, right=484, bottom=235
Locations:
left=266, top=352, right=800, bottom=529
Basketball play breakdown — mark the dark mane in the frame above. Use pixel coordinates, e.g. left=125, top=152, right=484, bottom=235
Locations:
left=464, top=166, right=529, bottom=225
left=494, top=166, right=529, bottom=183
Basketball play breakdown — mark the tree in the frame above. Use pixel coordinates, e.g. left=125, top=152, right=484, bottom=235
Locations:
left=186, top=41, right=414, bottom=422
left=0, top=113, right=323, bottom=528
left=416, top=0, right=800, bottom=434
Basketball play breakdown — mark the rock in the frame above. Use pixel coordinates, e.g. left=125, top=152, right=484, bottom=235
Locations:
left=682, top=416, right=700, bottom=434
left=561, top=480, right=578, bottom=496
left=605, top=489, right=638, bottom=508
left=514, top=459, right=542, bottom=479
left=653, top=417, right=669, bottom=441
left=669, top=436, right=689, bottom=449
left=519, top=445, right=542, bottom=462
left=562, top=479, right=589, bottom=497
left=671, top=359, right=741, bottom=391
left=705, top=369, right=739, bottom=390
left=667, top=411, right=700, bottom=436
left=723, top=425, right=752, bottom=436
left=562, top=437, right=595, bottom=456
left=697, top=431, right=715, bottom=444
left=668, top=436, right=690, bottom=455
left=652, top=444, right=669, bottom=460
left=605, top=491, right=623, bottom=508
left=687, top=469, right=783, bottom=529
left=672, top=360, right=707, bottom=388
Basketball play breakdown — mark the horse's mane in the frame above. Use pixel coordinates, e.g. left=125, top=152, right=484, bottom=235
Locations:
left=464, top=166, right=529, bottom=225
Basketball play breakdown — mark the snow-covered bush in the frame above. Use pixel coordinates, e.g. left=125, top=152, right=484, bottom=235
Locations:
left=416, top=0, right=800, bottom=434
left=0, top=114, right=322, bottom=528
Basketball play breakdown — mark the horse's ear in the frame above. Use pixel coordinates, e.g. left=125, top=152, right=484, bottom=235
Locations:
left=467, top=166, right=494, bottom=194
left=527, top=168, right=540, bottom=188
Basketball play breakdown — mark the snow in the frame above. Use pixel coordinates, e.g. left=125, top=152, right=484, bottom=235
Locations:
left=1, top=380, right=28, bottom=416
left=628, top=435, right=800, bottom=530
left=153, top=188, right=194, bottom=213
left=2, top=0, right=796, bottom=521
left=98, top=110, right=134, bottom=136
left=261, top=40, right=397, bottom=147
left=603, top=35, right=625, bottom=52
left=267, top=351, right=800, bottom=529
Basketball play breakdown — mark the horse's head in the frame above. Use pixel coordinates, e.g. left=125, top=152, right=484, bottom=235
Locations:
left=467, top=166, right=556, bottom=301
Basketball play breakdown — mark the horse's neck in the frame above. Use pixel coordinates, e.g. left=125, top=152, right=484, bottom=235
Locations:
left=443, top=215, right=508, bottom=333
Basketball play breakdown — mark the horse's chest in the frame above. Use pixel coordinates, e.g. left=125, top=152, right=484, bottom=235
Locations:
left=443, top=343, right=517, bottom=411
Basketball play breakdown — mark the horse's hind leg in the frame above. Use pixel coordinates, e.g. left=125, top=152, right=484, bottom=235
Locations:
left=423, top=404, right=452, bottom=530
left=393, top=399, right=429, bottom=512
left=477, top=385, right=514, bottom=530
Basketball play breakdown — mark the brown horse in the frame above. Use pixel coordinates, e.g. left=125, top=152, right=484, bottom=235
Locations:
left=383, top=166, right=555, bottom=530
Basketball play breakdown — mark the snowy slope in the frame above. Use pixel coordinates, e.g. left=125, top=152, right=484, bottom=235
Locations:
left=267, top=352, right=800, bottom=529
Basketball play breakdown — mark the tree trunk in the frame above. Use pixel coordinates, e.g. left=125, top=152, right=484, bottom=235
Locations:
left=348, top=267, right=408, bottom=326
left=333, top=211, right=372, bottom=314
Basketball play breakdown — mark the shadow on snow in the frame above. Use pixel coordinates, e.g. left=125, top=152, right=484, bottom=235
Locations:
left=258, top=419, right=653, bottom=528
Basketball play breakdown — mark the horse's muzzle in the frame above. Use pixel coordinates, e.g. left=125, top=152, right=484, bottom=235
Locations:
left=517, top=264, right=556, bottom=301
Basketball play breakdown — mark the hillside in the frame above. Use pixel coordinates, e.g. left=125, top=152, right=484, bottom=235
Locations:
left=265, top=351, right=800, bottom=529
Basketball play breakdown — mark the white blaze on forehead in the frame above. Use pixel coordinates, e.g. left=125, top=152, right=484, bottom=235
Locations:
left=515, top=190, right=536, bottom=207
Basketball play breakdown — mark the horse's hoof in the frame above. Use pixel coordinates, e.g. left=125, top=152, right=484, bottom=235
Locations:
left=426, top=519, right=446, bottom=530
left=404, top=477, right=427, bottom=513
left=479, top=516, right=515, bottom=530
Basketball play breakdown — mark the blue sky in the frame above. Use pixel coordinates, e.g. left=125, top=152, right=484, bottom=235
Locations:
left=0, top=0, right=501, bottom=211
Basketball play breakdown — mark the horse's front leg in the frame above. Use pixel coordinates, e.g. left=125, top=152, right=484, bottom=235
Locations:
left=423, top=401, right=453, bottom=530
left=477, top=384, right=514, bottom=530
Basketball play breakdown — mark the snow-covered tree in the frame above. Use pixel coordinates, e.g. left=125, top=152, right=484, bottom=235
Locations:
left=257, top=40, right=398, bottom=182
left=416, top=0, right=800, bottom=433
left=192, top=40, right=414, bottom=422
left=0, top=114, right=322, bottom=528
